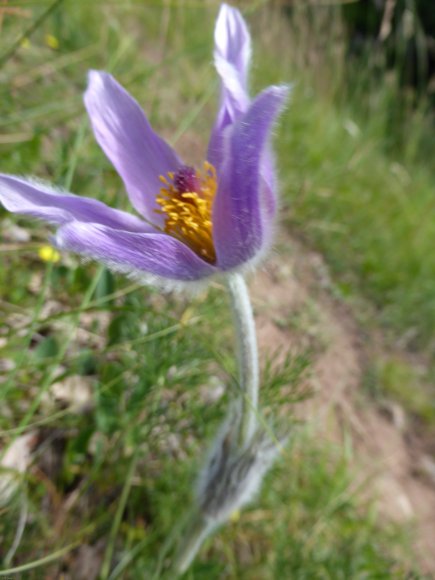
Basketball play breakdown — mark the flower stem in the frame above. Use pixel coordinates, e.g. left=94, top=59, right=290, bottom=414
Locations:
left=171, top=274, right=259, bottom=576
left=226, top=273, right=259, bottom=445
left=172, top=511, right=213, bottom=575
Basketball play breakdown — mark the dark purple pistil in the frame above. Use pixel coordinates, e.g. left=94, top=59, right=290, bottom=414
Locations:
left=174, top=166, right=200, bottom=194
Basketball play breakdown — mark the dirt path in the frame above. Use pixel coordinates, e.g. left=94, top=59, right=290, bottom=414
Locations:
left=251, top=234, right=435, bottom=575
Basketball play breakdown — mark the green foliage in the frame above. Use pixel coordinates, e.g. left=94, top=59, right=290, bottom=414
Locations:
left=279, top=85, right=435, bottom=349
left=364, top=356, right=435, bottom=426
left=255, top=5, right=435, bottom=353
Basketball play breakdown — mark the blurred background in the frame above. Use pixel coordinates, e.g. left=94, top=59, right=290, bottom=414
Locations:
left=0, top=1, right=434, bottom=578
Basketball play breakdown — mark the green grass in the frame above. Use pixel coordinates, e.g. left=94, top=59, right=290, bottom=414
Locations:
left=364, top=355, right=435, bottom=427
left=255, top=7, right=435, bottom=353
left=280, top=86, right=435, bottom=351
left=250, top=4, right=435, bottom=426
left=0, top=1, right=431, bottom=577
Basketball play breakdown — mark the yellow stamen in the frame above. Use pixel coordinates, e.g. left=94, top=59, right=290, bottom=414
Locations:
left=156, top=162, right=217, bottom=263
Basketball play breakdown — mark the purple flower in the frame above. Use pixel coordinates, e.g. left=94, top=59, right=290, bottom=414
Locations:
left=0, top=4, right=289, bottom=289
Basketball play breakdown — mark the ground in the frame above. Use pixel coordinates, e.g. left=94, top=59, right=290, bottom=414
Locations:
left=253, top=233, right=435, bottom=575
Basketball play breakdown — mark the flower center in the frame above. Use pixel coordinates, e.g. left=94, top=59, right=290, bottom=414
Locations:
left=156, top=162, right=217, bottom=264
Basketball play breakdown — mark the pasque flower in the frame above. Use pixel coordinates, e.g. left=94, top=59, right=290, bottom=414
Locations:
left=1, top=6, right=291, bottom=574
left=0, top=4, right=288, bottom=289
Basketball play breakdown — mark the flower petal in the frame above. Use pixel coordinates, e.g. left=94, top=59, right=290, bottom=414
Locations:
left=56, top=222, right=217, bottom=282
left=257, top=86, right=292, bottom=219
left=260, top=146, right=278, bottom=219
left=0, top=174, right=150, bottom=232
left=215, top=4, right=251, bottom=88
left=84, top=71, right=182, bottom=223
left=207, top=4, right=251, bottom=170
left=212, top=85, right=290, bottom=270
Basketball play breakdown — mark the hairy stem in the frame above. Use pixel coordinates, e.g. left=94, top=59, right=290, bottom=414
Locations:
left=226, top=273, right=259, bottom=445
left=172, top=512, right=213, bottom=575
left=172, top=274, right=259, bottom=576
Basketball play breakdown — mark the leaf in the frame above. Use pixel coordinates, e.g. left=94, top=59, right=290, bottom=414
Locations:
left=94, top=268, right=115, bottom=301
left=34, top=335, right=59, bottom=359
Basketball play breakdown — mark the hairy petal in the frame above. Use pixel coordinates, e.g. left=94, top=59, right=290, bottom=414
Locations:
left=0, top=174, right=150, bottom=232
left=260, top=146, right=278, bottom=219
left=56, top=222, right=217, bottom=282
left=260, top=88, right=291, bottom=218
left=215, top=3, right=251, bottom=87
left=84, top=71, right=182, bottom=224
left=212, top=85, right=290, bottom=270
left=208, top=4, right=251, bottom=170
